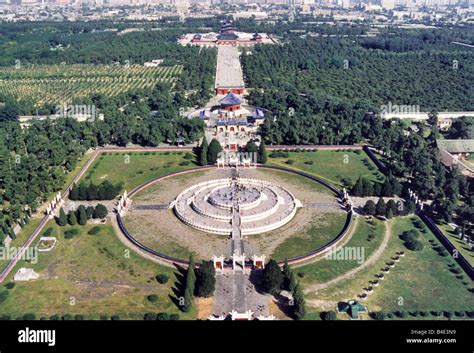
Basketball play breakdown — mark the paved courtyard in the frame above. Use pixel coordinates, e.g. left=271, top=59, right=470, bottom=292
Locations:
left=212, top=271, right=269, bottom=317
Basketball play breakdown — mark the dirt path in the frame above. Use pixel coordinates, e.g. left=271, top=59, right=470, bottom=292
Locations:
left=303, top=220, right=392, bottom=294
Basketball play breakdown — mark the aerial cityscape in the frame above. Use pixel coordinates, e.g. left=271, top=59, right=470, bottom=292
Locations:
left=0, top=0, right=472, bottom=349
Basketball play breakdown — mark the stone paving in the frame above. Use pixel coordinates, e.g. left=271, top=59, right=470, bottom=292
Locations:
left=212, top=271, right=269, bottom=317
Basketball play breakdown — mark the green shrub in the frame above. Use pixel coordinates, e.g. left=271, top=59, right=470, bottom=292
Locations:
left=147, top=294, right=158, bottom=303
left=88, top=226, right=101, bottom=235
left=64, top=228, right=79, bottom=239
left=405, top=239, right=423, bottom=251
left=155, top=274, right=169, bottom=284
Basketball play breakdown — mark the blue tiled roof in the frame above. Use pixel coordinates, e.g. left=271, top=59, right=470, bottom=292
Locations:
left=219, top=92, right=242, bottom=106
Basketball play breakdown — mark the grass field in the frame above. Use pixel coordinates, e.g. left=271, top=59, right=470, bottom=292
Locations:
left=0, top=222, right=195, bottom=320
left=266, top=212, right=348, bottom=261
left=436, top=222, right=474, bottom=267
left=298, top=216, right=385, bottom=285
left=83, top=151, right=197, bottom=191
left=268, top=149, right=384, bottom=188
left=0, top=64, right=182, bottom=106
left=305, top=216, right=474, bottom=319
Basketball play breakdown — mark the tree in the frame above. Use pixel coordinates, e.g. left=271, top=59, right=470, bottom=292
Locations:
left=69, top=185, right=79, bottom=200
left=282, top=259, right=296, bottom=292
left=363, top=200, right=376, bottom=215
left=182, top=287, right=193, bottom=312
left=77, top=182, right=88, bottom=201
left=386, top=199, right=398, bottom=218
left=292, top=282, right=306, bottom=320
left=375, top=198, right=386, bottom=217
left=199, top=135, right=208, bottom=166
left=86, top=206, right=94, bottom=219
left=195, top=261, right=216, bottom=297
left=77, top=205, right=88, bottom=226
left=262, top=259, right=283, bottom=295
left=258, top=141, right=268, bottom=164
left=93, top=204, right=108, bottom=219
left=67, top=210, right=77, bottom=226
left=246, top=139, right=258, bottom=154
left=57, top=207, right=67, bottom=226
left=86, top=182, right=99, bottom=201
left=351, top=177, right=364, bottom=197
left=381, top=179, right=393, bottom=197
left=186, top=255, right=196, bottom=296
left=362, top=178, right=374, bottom=196
left=207, top=138, right=222, bottom=165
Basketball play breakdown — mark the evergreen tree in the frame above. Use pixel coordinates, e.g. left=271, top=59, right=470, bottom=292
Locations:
left=375, top=198, right=387, bottom=217
left=69, top=185, right=79, bottom=200
left=292, top=282, right=306, bottom=320
left=351, top=177, right=364, bottom=197
left=258, top=141, right=268, bottom=164
left=262, top=259, right=284, bottom=295
left=93, top=204, right=108, bottom=219
left=363, top=200, right=376, bottom=215
left=199, top=135, right=208, bottom=166
left=207, top=138, right=223, bottom=165
left=186, top=255, right=196, bottom=295
left=182, top=287, right=193, bottom=312
left=57, top=207, right=67, bottom=226
left=282, top=259, right=296, bottom=292
left=362, top=178, right=374, bottom=196
left=86, top=206, right=94, bottom=219
left=67, top=211, right=77, bottom=226
left=77, top=182, right=88, bottom=201
left=381, top=179, right=393, bottom=197
left=87, top=182, right=99, bottom=201
left=386, top=199, right=398, bottom=217
left=77, top=205, right=88, bottom=226
left=195, top=261, right=216, bottom=297
left=246, top=139, right=258, bottom=154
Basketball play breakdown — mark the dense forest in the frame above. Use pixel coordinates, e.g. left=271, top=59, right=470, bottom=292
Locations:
left=241, top=28, right=474, bottom=234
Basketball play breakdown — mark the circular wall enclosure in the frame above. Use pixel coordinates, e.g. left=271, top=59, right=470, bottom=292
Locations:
left=118, top=166, right=353, bottom=266
left=173, top=177, right=302, bottom=235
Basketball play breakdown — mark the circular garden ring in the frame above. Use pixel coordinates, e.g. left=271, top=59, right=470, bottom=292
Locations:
left=116, top=165, right=354, bottom=267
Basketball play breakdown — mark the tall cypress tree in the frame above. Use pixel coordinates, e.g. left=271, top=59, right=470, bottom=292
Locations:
left=199, top=135, right=208, bottom=166
left=186, top=255, right=196, bottom=295
left=77, top=205, right=88, bottom=226
left=292, top=282, right=306, bottom=320
left=258, top=142, right=268, bottom=164
left=207, top=138, right=223, bottom=165
left=282, top=259, right=296, bottom=291
left=57, top=207, right=67, bottom=227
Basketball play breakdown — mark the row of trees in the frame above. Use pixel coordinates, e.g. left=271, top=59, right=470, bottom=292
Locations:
left=262, top=259, right=306, bottom=320
left=351, top=175, right=402, bottom=198
left=69, top=181, right=123, bottom=201
left=181, top=255, right=216, bottom=313
left=362, top=198, right=416, bottom=219
left=56, top=204, right=108, bottom=227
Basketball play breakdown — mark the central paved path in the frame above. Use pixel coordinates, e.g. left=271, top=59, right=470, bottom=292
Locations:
left=212, top=271, right=269, bottom=317
left=211, top=168, right=270, bottom=317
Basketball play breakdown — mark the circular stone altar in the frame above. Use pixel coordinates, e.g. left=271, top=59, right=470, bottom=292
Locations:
left=173, top=177, right=302, bottom=236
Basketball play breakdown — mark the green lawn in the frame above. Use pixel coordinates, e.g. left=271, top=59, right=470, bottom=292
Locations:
left=83, top=151, right=197, bottom=191
left=267, top=212, right=348, bottom=261
left=305, top=216, right=474, bottom=318
left=298, top=216, right=385, bottom=285
left=0, top=222, right=196, bottom=320
left=268, top=150, right=384, bottom=188
left=437, top=222, right=474, bottom=267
